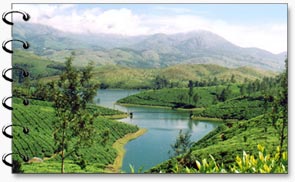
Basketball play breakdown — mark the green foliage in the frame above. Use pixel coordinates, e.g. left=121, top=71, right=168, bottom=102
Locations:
left=53, top=55, right=100, bottom=173
left=161, top=144, right=287, bottom=173
left=12, top=98, right=138, bottom=173
left=150, top=112, right=287, bottom=173
left=21, top=159, right=106, bottom=173
left=170, top=130, right=193, bottom=157
left=198, top=96, right=273, bottom=120
left=13, top=50, right=62, bottom=80
left=192, top=92, right=200, bottom=105
left=40, top=63, right=276, bottom=90
left=118, top=85, right=240, bottom=108
left=188, top=80, right=194, bottom=104
left=230, top=144, right=287, bottom=173
left=154, top=75, right=169, bottom=89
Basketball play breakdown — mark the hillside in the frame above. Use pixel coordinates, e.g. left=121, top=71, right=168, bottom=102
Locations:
left=40, top=64, right=275, bottom=90
left=118, top=64, right=287, bottom=173
left=13, top=23, right=286, bottom=71
left=13, top=49, right=276, bottom=88
left=117, top=86, right=240, bottom=108
left=149, top=114, right=287, bottom=173
left=12, top=98, right=139, bottom=173
left=12, top=50, right=63, bottom=80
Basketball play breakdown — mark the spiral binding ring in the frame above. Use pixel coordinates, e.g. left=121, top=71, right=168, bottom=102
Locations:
left=2, top=67, right=29, bottom=82
left=2, top=10, right=30, bottom=25
left=2, top=96, right=13, bottom=110
left=1, top=9, right=31, bottom=169
left=2, top=153, right=29, bottom=167
left=2, top=125, right=29, bottom=139
left=2, top=96, right=30, bottom=110
left=2, top=39, right=30, bottom=54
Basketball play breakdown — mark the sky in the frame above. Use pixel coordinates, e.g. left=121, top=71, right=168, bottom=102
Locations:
left=13, top=4, right=287, bottom=54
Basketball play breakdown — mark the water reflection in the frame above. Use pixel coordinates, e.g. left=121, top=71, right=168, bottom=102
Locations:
left=95, top=89, right=219, bottom=172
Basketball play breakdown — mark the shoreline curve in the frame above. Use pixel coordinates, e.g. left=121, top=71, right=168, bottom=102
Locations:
left=105, top=128, right=147, bottom=173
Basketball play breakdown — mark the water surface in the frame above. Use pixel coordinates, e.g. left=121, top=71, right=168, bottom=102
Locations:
left=95, top=89, right=219, bottom=172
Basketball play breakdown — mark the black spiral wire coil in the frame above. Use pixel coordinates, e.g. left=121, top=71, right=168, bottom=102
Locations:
left=1, top=10, right=31, bottom=168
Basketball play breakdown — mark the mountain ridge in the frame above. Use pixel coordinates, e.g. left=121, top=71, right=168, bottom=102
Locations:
left=13, top=22, right=286, bottom=71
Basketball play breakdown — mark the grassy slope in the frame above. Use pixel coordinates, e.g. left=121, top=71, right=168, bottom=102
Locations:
left=12, top=98, right=139, bottom=173
left=39, top=64, right=276, bottom=89
left=194, top=96, right=272, bottom=120
left=13, top=50, right=62, bottom=79
left=93, top=64, right=275, bottom=89
left=117, top=86, right=275, bottom=121
left=13, top=50, right=276, bottom=89
left=116, top=86, right=284, bottom=173
left=150, top=114, right=287, bottom=173
left=117, top=85, right=241, bottom=108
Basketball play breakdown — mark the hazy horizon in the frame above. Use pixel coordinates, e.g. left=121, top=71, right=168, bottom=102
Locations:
left=13, top=4, right=287, bottom=54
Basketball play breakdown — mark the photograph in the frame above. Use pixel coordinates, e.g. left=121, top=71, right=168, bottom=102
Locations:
left=8, top=3, right=287, bottom=174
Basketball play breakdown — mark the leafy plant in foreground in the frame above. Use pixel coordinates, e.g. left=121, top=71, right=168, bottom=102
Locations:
left=162, top=144, right=287, bottom=173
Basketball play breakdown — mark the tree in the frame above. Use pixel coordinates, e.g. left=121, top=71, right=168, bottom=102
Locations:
left=230, top=74, right=236, bottom=83
left=154, top=75, right=168, bottom=89
left=213, top=77, right=218, bottom=85
left=246, top=83, right=253, bottom=96
left=33, top=81, right=56, bottom=101
left=188, top=80, right=194, bottom=104
left=53, top=55, right=99, bottom=173
left=170, top=130, right=192, bottom=157
left=239, top=84, right=246, bottom=96
left=275, top=58, right=288, bottom=159
left=218, top=88, right=228, bottom=102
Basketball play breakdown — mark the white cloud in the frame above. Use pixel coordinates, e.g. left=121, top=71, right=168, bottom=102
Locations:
left=13, top=4, right=287, bottom=54
left=153, top=6, right=193, bottom=14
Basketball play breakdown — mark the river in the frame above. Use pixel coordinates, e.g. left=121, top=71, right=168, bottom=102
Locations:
left=94, top=89, right=219, bottom=173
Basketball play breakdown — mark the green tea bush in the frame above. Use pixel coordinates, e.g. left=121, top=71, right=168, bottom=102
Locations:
left=161, top=144, right=287, bottom=173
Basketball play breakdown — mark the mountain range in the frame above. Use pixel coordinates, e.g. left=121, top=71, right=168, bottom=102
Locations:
left=13, top=23, right=286, bottom=71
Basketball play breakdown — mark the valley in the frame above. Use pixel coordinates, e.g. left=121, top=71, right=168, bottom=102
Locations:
left=11, top=21, right=287, bottom=174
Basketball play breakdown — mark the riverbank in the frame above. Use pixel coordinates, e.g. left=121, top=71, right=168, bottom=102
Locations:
left=105, top=128, right=147, bottom=173
left=117, top=102, right=204, bottom=112
left=191, top=116, right=238, bottom=122
left=118, top=103, right=240, bottom=122
left=104, top=113, right=129, bottom=119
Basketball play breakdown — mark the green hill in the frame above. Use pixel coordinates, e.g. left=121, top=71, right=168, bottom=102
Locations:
left=194, top=96, right=272, bottom=120
left=149, top=114, right=287, bottom=173
left=93, top=64, right=275, bottom=89
left=13, top=50, right=63, bottom=80
left=12, top=98, right=139, bottom=173
left=13, top=51, right=276, bottom=89
left=39, top=63, right=276, bottom=90
left=117, top=85, right=240, bottom=108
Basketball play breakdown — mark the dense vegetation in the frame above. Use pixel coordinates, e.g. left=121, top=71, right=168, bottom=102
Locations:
left=194, top=96, right=270, bottom=120
left=152, top=144, right=287, bottom=173
left=12, top=98, right=138, bottom=173
left=12, top=50, right=63, bottom=80
left=12, top=55, right=140, bottom=173
left=13, top=50, right=276, bottom=91
left=118, top=59, right=287, bottom=173
left=11, top=46, right=287, bottom=173
left=150, top=114, right=287, bottom=173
